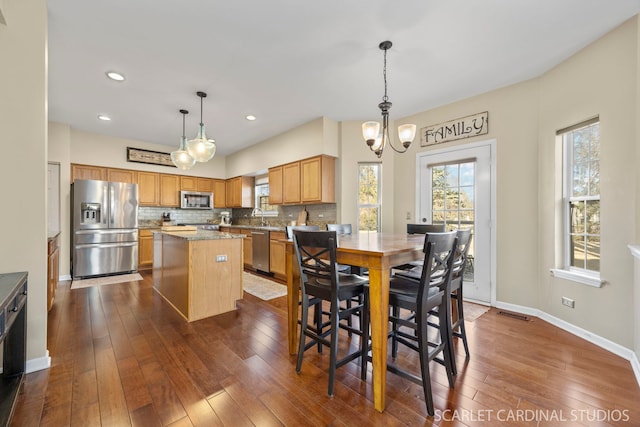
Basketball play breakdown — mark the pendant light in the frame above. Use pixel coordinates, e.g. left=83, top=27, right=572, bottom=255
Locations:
left=187, top=91, right=216, bottom=162
left=362, top=41, right=416, bottom=158
left=171, top=109, right=196, bottom=170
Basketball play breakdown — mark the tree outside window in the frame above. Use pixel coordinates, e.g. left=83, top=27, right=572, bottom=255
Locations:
left=562, top=119, right=600, bottom=273
left=358, top=163, right=381, bottom=232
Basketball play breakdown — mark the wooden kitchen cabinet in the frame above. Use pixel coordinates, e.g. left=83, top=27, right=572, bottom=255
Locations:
left=47, top=234, right=59, bottom=311
left=268, top=166, right=283, bottom=205
left=225, top=176, right=255, bottom=208
left=197, top=177, right=214, bottom=192
left=180, top=176, right=198, bottom=191
left=160, top=174, right=180, bottom=207
left=269, top=231, right=287, bottom=279
left=138, top=171, right=160, bottom=206
left=107, top=168, right=137, bottom=184
left=71, top=164, right=106, bottom=182
left=301, top=155, right=335, bottom=203
left=213, top=179, right=226, bottom=208
left=138, top=229, right=156, bottom=270
left=282, top=162, right=301, bottom=204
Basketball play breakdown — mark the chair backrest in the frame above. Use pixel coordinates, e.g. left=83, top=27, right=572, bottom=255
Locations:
left=292, top=230, right=339, bottom=292
left=407, top=223, right=445, bottom=234
left=415, top=232, right=458, bottom=313
left=326, top=223, right=352, bottom=235
left=286, top=225, right=320, bottom=239
left=450, top=229, right=472, bottom=291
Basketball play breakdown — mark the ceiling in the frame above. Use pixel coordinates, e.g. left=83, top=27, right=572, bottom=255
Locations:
left=47, top=0, right=640, bottom=157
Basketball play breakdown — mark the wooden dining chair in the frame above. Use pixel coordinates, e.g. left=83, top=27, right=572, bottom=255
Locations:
left=292, top=230, right=370, bottom=396
left=393, top=223, right=446, bottom=271
left=365, top=231, right=457, bottom=416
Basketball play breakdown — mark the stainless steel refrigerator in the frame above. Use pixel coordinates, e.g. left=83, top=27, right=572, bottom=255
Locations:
left=71, top=179, right=139, bottom=279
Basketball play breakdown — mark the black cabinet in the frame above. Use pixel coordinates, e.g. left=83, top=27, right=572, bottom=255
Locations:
left=0, top=272, right=27, bottom=427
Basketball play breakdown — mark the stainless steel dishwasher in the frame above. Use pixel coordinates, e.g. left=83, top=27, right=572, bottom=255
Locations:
left=251, top=230, right=270, bottom=272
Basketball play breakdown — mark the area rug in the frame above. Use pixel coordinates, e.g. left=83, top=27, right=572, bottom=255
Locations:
left=70, top=273, right=143, bottom=290
left=463, top=301, right=490, bottom=322
left=243, top=272, right=287, bottom=300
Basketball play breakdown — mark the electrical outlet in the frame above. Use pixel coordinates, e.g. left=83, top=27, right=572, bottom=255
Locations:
left=561, top=297, right=575, bottom=308
left=406, top=211, right=411, bottom=220
left=318, top=214, right=324, bottom=218
left=216, top=255, right=227, bottom=262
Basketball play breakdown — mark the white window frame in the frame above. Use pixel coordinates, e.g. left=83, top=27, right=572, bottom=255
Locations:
left=551, top=117, right=603, bottom=287
left=254, top=178, right=278, bottom=217
left=357, top=162, right=382, bottom=232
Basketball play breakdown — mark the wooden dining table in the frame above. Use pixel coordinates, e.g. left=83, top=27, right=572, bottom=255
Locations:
left=284, top=231, right=426, bottom=412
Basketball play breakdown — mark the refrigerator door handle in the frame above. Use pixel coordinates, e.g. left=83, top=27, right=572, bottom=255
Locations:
left=75, top=242, right=138, bottom=250
left=109, top=185, right=115, bottom=227
left=75, top=229, right=137, bottom=235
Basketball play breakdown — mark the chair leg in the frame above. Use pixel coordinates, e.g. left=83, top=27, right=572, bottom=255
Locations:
left=328, top=300, right=340, bottom=397
left=416, top=309, right=435, bottom=416
left=438, top=304, right=456, bottom=388
left=455, top=292, right=470, bottom=358
left=391, top=305, right=399, bottom=358
left=314, top=303, right=323, bottom=353
left=296, top=296, right=310, bottom=373
left=360, top=292, right=370, bottom=381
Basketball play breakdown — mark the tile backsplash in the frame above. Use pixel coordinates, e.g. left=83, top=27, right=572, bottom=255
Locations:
left=139, top=204, right=338, bottom=229
left=139, top=207, right=226, bottom=226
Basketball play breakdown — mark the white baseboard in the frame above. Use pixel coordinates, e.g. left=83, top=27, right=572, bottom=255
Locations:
left=26, top=351, right=51, bottom=373
left=495, top=301, right=640, bottom=388
left=59, top=274, right=71, bottom=281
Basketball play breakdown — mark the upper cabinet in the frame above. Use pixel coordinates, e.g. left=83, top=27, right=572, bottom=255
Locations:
left=283, top=162, right=301, bottom=204
left=268, top=155, right=335, bottom=205
left=213, top=179, right=226, bottom=209
left=268, top=166, right=283, bottom=205
left=138, top=171, right=160, bottom=206
left=180, top=176, right=198, bottom=191
left=160, top=174, right=180, bottom=207
left=196, top=177, right=214, bottom=192
left=301, top=155, right=335, bottom=203
left=225, top=176, right=254, bottom=208
left=107, top=168, right=137, bottom=184
left=71, top=164, right=106, bottom=182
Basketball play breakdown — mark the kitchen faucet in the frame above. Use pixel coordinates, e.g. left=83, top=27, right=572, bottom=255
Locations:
left=252, top=208, right=267, bottom=226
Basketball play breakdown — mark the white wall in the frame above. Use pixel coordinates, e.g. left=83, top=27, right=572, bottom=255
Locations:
left=0, top=0, right=48, bottom=367
left=538, top=17, right=637, bottom=349
left=225, top=117, right=338, bottom=177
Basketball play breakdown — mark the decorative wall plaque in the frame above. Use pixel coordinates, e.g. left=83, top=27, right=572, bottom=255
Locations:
left=420, top=111, right=489, bottom=146
left=126, top=147, right=176, bottom=167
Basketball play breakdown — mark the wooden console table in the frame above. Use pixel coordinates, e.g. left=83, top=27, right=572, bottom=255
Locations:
left=0, top=272, right=28, bottom=427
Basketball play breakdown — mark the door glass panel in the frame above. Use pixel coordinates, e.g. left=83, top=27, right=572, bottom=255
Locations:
left=431, top=161, right=475, bottom=281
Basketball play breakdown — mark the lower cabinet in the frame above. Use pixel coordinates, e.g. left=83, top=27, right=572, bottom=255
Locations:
left=269, top=231, right=287, bottom=279
left=138, top=229, right=157, bottom=270
left=47, top=234, right=59, bottom=311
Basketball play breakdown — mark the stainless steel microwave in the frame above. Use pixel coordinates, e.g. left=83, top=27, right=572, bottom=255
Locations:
left=180, top=191, right=214, bottom=209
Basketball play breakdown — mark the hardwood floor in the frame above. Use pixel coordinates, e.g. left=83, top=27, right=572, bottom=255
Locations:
left=11, top=271, right=640, bottom=426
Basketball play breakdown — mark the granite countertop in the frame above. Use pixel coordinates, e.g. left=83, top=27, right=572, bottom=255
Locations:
left=154, top=229, right=246, bottom=241
left=219, top=224, right=286, bottom=232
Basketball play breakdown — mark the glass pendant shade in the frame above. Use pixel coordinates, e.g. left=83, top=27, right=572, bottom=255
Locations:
left=171, top=136, right=196, bottom=170
left=398, top=124, right=417, bottom=144
left=362, top=121, right=381, bottom=145
left=171, top=109, right=196, bottom=170
left=187, top=123, right=216, bottom=162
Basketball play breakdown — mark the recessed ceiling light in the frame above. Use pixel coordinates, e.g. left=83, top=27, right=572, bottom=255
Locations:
left=245, top=115, right=256, bottom=121
left=97, top=115, right=111, bottom=121
left=106, top=71, right=125, bottom=81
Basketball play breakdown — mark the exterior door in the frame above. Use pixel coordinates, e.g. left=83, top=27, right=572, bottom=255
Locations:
left=417, top=141, right=494, bottom=303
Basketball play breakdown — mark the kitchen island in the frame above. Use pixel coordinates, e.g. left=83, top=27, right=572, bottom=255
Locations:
left=153, top=229, right=245, bottom=322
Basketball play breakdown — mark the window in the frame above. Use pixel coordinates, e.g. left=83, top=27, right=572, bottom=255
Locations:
left=553, top=118, right=601, bottom=286
left=254, top=181, right=278, bottom=216
left=357, top=163, right=381, bottom=232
